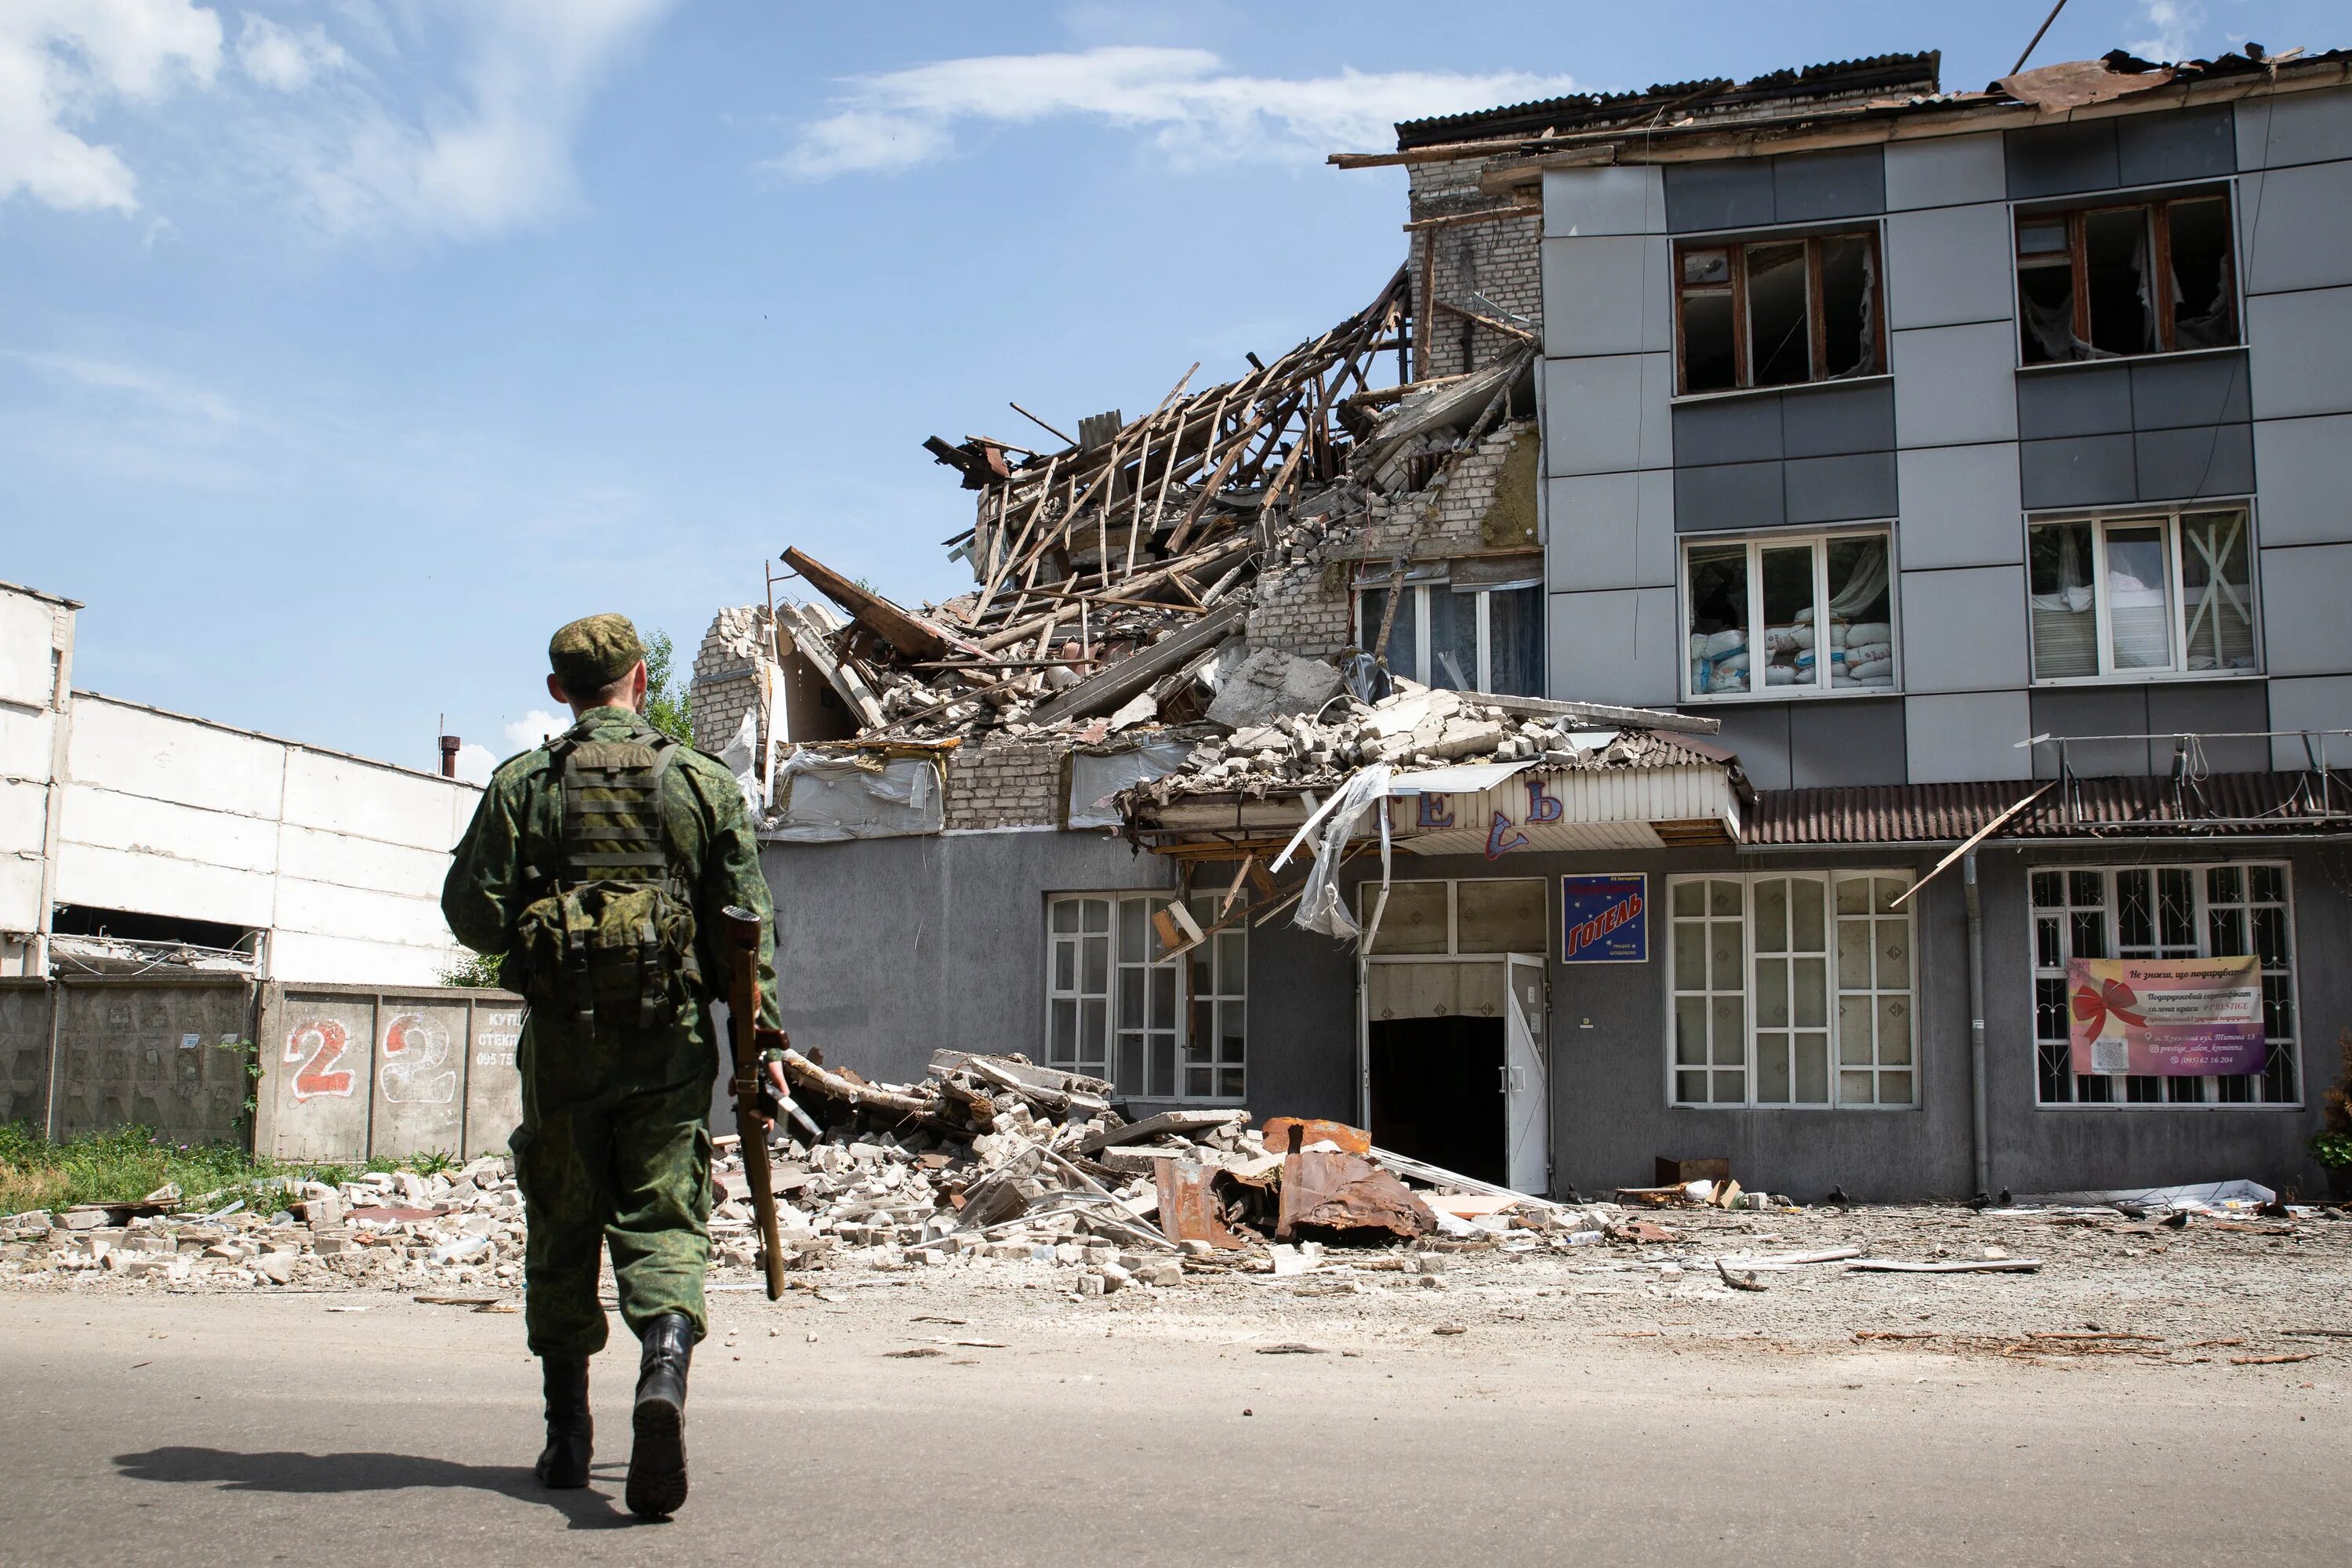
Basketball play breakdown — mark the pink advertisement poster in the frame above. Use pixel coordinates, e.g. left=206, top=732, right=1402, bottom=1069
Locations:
left=2066, top=956, right=2266, bottom=1076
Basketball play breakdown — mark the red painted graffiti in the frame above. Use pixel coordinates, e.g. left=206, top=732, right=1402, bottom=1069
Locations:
left=284, top=1018, right=355, bottom=1102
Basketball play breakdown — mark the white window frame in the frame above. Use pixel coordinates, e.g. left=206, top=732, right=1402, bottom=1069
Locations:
left=1353, top=578, right=1544, bottom=696
left=2030, top=861, right=2300, bottom=1109
left=2024, top=503, right=2262, bottom=684
left=1664, top=870, right=1918, bottom=1110
left=1044, top=892, right=1245, bottom=1105
left=1679, top=528, right=1900, bottom=702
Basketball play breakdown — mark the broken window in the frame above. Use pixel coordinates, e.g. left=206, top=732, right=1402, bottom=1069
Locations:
left=1668, top=873, right=1913, bottom=1109
left=2016, top=191, right=2238, bottom=364
left=2032, top=862, right=2296, bottom=1106
left=1355, top=572, right=1543, bottom=697
left=1683, top=530, right=1895, bottom=699
left=1674, top=230, right=1883, bottom=394
left=2026, top=506, right=2256, bottom=680
left=1047, top=893, right=1245, bottom=1102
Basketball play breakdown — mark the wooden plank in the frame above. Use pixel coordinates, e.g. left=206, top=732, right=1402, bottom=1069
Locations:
left=1073, top=1108, right=1247, bottom=1155
left=784, top=546, right=953, bottom=661
left=774, top=601, right=885, bottom=729
left=1028, top=604, right=1245, bottom=725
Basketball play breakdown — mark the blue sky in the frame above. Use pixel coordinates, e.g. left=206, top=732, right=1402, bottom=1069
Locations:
left=2, top=0, right=2336, bottom=776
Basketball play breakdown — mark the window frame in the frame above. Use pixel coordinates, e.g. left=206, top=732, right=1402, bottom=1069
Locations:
left=1678, top=527, right=1901, bottom=702
left=1044, top=891, right=1247, bottom=1105
left=2024, top=502, right=2262, bottom=685
left=1664, top=871, right=1918, bottom=1112
left=2012, top=183, right=2241, bottom=368
left=1352, top=576, right=1544, bottom=696
left=2029, top=861, right=2301, bottom=1109
left=1671, top=227, right=1889, bottom=397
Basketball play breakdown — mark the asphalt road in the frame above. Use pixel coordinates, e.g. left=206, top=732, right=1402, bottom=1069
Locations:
left=1, top=1288, right=2341, bottom=1566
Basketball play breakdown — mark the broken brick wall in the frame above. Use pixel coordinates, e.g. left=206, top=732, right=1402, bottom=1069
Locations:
left=1246, top=418, right=1541, bottom=659
left=1406, top=153, right=1543, bottom=383
left=691, top=604, right=778, bottom=757
left=945, top=734, right=1065, bottom=829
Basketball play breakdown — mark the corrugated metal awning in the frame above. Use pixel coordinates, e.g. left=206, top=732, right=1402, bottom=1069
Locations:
left=1748, top=771, right=2352, bottom=845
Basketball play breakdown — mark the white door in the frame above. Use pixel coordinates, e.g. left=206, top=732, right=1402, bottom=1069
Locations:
left=1503, top=953, right=1548, bottom=1195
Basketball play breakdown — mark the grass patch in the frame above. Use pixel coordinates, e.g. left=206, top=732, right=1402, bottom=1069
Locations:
left=0, top=1124, right=462, bottom=1214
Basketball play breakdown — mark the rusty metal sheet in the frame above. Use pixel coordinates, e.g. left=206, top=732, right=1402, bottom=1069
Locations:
left=1998, top=60, right=2174, bottom=111
left=1276, top=1150, right=1436, bottom=1242
left=1261, top=1116, right=1372, bottom=1156
left=1153, top=1157, right=1245, bottom=1248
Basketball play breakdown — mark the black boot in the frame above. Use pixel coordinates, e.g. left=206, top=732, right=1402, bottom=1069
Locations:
left=534, top=1355, right=592, bottom=1489
left=625, top=1314, right=693, bottom=1518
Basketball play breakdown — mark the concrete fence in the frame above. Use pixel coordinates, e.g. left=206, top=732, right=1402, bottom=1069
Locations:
left=0, top=976, right=526, bottom=1166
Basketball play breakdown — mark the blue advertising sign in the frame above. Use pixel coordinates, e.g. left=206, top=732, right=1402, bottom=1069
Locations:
left=1560, top=874, right=1648, bottom=964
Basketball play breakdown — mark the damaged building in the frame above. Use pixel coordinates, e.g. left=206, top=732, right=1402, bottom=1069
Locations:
left=703, top=44, right=2352, bottom=1204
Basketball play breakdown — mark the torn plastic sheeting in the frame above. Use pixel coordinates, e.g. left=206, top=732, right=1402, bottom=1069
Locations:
left=2016, top=1178, right=2276, bottom=1212
left=1387, top=759, right=1537, bottom=797
left=1069, top=739, right=1197, bottom=829
left=1272, top=762, right=1392, bottom=941
left=768, top=753, right=944, bottom=842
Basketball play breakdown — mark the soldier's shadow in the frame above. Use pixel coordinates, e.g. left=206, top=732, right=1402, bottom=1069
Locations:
left=112, top=1446, right=644, bottom=1530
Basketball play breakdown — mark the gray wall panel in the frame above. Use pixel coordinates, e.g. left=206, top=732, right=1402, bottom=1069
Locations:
left=2133, top=423, right=2255, bottom=501
left=1899, top=565, right=2032, bottom=692
left=1671, top=394, right=1782, bottom=466
left=2238, top=162, right=2352, bottom=296
left=2019, top=433, right=2139, bottom=509
left=1905, top=690, right=2032, bottom=782
left=2247, top=285, right=2352, bottom=419
left=1789, top=696, right=1907, bottom=787
left=2016, top=365, right=2134, bottom=439
left=2028, top=686, right=2154, bottom=777
left=1772, top=146, right=1886, bottom=223
left=2250, top=414, right=2352, bottom=547
left=1542, top=162, right=1664, bottom=238
left=1893, top=321, right=2020, bottom=446
left=1541, top=234, right=1672, bottom=358
left=1781, top=380, right=1897, bottom=457
left=1547, top=586, right=1679, bottom=706
left=1673, top=459, right=1784, bottom=532
left=1896, top=442, right=2024, bottom=569
left=1784, top=451, right=1898, bottom=525
left=2266, top=674, right=2352, bottom=769
left=764, top=832, right=1174, bottom=1085
left=1546, top=470, right=1676, bottom=592
left=1664, top=160, right=1775, bottom=233
left=1703, top=705, right=1791, bottom=791
left=1884, top=132, right=2005, bottom=210
left=2258, top=542, right=2352, bottom=677
left=2147, top=680, right=2271, bottom=773
left=2005, top=121, right=2119, bottom=198
left=2130, top=351, right=2252, bottom=430
left=1543, top=353, right=1675, bottom=476
left=2114, top=102, right=2236, bottom=187
left=2235, top=87, right=2352, bottom=170
left=1886, top=202, right=2016, bottom=328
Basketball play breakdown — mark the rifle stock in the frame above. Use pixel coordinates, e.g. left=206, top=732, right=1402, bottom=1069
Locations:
left=720, top=905, right=786, bottom=1301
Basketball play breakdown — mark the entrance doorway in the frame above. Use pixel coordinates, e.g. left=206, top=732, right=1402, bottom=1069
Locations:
left=1367, top=1013, right=1506, bottom=1185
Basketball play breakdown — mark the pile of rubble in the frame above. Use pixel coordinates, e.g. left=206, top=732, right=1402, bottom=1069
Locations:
left=711, top=1048, right=1616, bottom=1294
left=0, top=1159, right=526, bottom=1293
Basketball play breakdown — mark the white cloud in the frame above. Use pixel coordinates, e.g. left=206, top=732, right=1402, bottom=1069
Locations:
left=0, top=347, right=243, bottom=425
left=452, top=741, right=497, bottom=785
left=292, top=0, right=676, bottom=240
left=237, top=13, right=345, bottom=92
left=0, top=0, right=223, bottom=212
left=775, top=46, right=1581, bottom=180
left=2130, top=0, right=2205, bottom=61
left=504, top=709, right=568, bottom=752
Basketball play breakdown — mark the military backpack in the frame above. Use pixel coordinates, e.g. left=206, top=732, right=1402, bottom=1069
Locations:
left=509, top=732, right=702, bottom=1032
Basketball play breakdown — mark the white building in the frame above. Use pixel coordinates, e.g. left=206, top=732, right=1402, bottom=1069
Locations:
left=0, top=579, right=482, bottom=985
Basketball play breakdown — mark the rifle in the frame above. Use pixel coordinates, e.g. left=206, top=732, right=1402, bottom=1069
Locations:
left=721, top=905, right=787, bottom=1301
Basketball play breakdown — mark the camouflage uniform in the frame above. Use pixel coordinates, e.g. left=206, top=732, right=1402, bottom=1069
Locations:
left=442, top=703, right=777, bottom=1359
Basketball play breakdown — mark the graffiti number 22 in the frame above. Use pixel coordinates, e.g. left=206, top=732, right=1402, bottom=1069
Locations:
left=284, top=1018, right=356, bottom=1102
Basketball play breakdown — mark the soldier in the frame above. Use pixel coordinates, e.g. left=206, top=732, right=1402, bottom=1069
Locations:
left=442, top=614, right=779, bottom=1519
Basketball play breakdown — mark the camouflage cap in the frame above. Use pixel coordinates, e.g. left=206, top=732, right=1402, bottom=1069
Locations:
left=547, top=614, right=646, bottom=695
